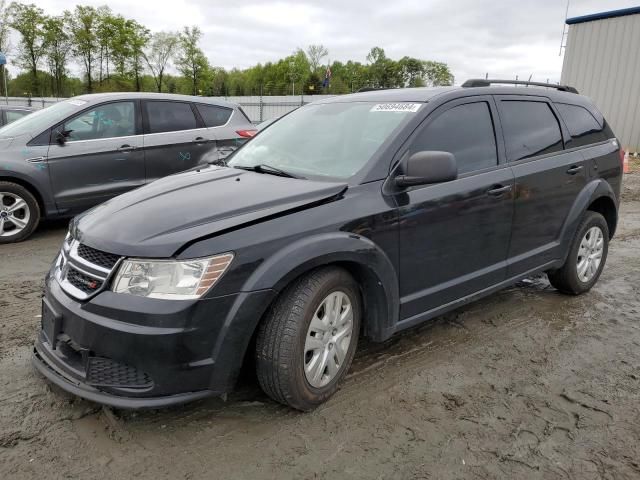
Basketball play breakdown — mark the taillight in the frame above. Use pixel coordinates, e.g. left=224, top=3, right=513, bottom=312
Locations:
left=236, top=129, right=257, bottom=138
left=619, top=147, right=625, bottom=166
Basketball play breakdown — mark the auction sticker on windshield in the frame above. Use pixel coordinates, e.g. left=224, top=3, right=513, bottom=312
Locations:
left=370, top=103, right=422, bottom=113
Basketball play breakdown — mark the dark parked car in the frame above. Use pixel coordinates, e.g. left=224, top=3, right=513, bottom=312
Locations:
left=0, top=93, right=255, bottom=243
left=0, top=105, right=34, bottom=126
left=33, top=80, right=622, bottom=410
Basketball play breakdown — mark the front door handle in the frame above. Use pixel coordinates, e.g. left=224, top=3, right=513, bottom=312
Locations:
left=566, top=165, right=583, bottom=175
left=193, top=137, right=206, bottom=143
left=487, top=185, right=512, bottom=196
left=118, top=145, right=136, bottom=152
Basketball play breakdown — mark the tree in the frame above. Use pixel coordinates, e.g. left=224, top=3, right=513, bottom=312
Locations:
left=423, top=61, right=454, bottom=86
left=306, top=44, right=328, bottom=73
left=175, top=26, right=209, bottom=95
left=42, top=16, right=70, bottom=97
left=0, top=0, right=11, bottom=55
left=65, top=5, right=99, bottom=92
left=8, top=2, right=46, bottom=94
left=94, top=6, right=115, bottom=84
left=127, top=20, right=150, bottom=91
left=144, top=31, right=179, bottom=92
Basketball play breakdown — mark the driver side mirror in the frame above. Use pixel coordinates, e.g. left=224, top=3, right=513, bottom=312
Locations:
left=395, top=151, right=458, bottom=188
left=54, top=129, right=72, bottom=145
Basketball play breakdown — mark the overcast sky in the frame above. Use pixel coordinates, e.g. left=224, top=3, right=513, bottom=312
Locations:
left=32, top=0, right=640, bottom=84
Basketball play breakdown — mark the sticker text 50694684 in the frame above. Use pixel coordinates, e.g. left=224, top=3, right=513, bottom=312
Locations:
left=370, top=103, right=422, bottom=113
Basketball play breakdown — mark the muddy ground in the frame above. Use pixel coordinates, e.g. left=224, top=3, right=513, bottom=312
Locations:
left=1, top=166, right=640, bottom=480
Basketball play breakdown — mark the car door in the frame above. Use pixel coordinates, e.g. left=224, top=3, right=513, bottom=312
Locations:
left=394, top=96, right=515, bottom=323
left=142, top=100, right=215, bottom=182
left=46, top=100, right=145, bottom=213
left=193, top=103, right=246, bottom=163
left=494, top=95, right=588, bottom=276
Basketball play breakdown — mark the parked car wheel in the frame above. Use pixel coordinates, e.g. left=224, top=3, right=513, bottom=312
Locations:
left=0, top=181, right=40, bottom=244
left=548, top=211, right=609, bottom=295
left=255, top=267, right=361, bottom=411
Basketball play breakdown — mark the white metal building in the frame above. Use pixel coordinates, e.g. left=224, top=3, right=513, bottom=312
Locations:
left=561, top=6, right=640, bottom=153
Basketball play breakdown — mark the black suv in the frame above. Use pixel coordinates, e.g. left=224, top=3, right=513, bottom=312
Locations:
left=33, top=80, right=622, bottom=411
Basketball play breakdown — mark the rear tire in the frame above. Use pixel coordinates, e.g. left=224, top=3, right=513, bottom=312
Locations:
left=0, top=181, right=40, bottom=244
left=255, top=267, right=361, bottom=411
left=548, top=211, right=609, bottom=295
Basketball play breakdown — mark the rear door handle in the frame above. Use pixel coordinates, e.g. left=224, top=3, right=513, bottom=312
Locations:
left=118, top=145, right=136, bottom=152
left=193, top=137, right=207, bottom=143
left=487, top=185, right=512, bottom=196
left=566, top=165, right=583, bottom=175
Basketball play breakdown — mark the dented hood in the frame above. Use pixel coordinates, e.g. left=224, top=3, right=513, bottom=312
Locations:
left=75, top=166, right=346, bottom=257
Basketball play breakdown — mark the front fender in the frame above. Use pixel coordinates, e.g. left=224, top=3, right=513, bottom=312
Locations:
left=242, top=232, right=400, bottom=341
left=558, top=179, right=617, bottom=263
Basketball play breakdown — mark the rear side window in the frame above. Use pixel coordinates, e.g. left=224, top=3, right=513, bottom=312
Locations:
left=196, top=104, right=232, bottom=127
left=145, top=101, right=198, bottom=134
left=412, top=101, right=498, bottom=175
left=6, top=110, right=30, bottom=123
left=499, top=101, right=563, bottom=161
left=237, top=107, right=252, bottom=123
left=555, top=103, right=607, bottom=147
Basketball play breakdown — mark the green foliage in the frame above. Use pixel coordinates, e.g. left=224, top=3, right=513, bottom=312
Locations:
left=144, top=31, right=179, bottom=92
left=4, top=2, right=454, bottom=98
left=8, top=2, right=46, bottom=92
left=175, top=26, right=209, bottom=96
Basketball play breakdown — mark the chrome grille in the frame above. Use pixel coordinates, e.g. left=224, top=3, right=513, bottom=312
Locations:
left=77, top=244, right=120, bottom=269
left=55, top=239, right=121, bottom=300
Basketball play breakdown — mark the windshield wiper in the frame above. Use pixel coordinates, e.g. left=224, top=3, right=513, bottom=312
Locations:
left=233, top=164, right=305, bottom=179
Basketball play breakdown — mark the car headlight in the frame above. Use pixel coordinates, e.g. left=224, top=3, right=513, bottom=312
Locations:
left=111, top=253, right=234, bottom=300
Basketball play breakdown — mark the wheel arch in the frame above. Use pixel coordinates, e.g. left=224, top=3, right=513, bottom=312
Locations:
left=558, top=179, right=618, bottom=263
left=0, top=174, right=45, bottom=215
left=206, top=233, right=400, bottom=393
left=242, top=232, right=400, bottom=342
left=586, top=195, right=617, bottom=239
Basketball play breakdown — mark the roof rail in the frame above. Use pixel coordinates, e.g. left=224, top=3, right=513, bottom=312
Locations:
left=461, top=79, right=579, bottom=94
left=356, top=87, right=393, bottom=93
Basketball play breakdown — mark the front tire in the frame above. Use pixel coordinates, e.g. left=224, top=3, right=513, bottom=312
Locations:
left=255, top=267, right=361, bottom=411
left=548, top=211, right=609, bottom=295
left=0, top=181, right=40, bottom=244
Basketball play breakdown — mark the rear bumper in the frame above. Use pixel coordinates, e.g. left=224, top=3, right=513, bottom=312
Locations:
left=34, top=274, right=275, bottom=408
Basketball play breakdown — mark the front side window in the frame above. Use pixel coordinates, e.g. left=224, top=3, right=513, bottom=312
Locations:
left=196, top=104, right=232, bottom=127
left=228, top=102, right=418, bottom=180
left=145, top=101, right=198, bottom=134
left=500, top=100, right=563, bottom=161
left=556, top=103, right=607, bottom=148
left=412, top=102, right=498, bottom=175
left=63, top=102, right=136, bottom=141
left=0, top=99, right=83, bottom=139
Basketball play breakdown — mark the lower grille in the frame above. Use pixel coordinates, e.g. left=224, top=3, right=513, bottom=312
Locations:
left=66, top=268, right=103, bottom=294
left=86, top=357, right=152, bottom=388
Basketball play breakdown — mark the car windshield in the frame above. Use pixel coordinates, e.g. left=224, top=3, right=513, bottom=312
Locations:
left=0, top=99, right=86, bottom=138
left=228, top=102, right=421, bottom=179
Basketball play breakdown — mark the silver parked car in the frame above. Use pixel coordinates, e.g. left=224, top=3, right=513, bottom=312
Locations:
left=0, top=93, right=256, bottom=243
left=0, top=105, right=34, bottom=126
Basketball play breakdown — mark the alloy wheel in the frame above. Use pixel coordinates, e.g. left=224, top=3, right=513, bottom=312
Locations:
left=304, top=291, right=354, bottom=388
left=0, top=192, right=30, bottom=238
left=576, top=225, right=604, bottom=283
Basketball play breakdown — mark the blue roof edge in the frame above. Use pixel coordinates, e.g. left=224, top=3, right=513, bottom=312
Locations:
left=567, top=5, right=640, bottom=25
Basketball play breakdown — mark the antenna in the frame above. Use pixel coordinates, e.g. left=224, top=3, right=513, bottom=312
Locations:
left=559, top=0, right=570, bottom=56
